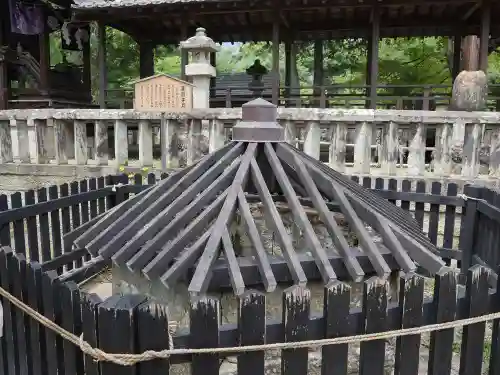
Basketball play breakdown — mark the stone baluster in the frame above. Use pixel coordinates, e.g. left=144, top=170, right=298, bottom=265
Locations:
left=187, top=119, right=203, bottom=165
left=208, top=119, right=225, bottom=153
left=94, top=120, right=109, bottom=165
left=0, top=120, right=13, bottom=163
left=44, top=119, right=56, bottom=160
left=433, top=122, right=452, bottom=176
left=138, top=119, right=153, bottom=167
left=74, top=120, right=88, bottom=165
left=283, top=120, right=298, bottom=148
left=407, top=123, right=426, bottom=176
left=489, top=128, right=500, bottom=177
left=461, top=123, right=483, bottom=178
left=380, top=121, right=399, bottom=175
left=54, top=119, right=75, bottom=164
left=30, top=119, right=49, bottom=164
left=10, top=119, right=29, bottom=163
left=161, top=118, right=180, bottom=170
left=303, top=121, right=321, bottom=159
left=329, top=122, right=347, bottom=172
left=114, top=120, right=128, bottom=166
left=353, top=121, right=372, bottom=174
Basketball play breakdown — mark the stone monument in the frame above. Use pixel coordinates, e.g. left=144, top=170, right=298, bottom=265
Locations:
left=450, top=70, right=488, bottom=112
left=449, top=70, right=489, bottom=171
left=180, top=27, right=219, bottom=109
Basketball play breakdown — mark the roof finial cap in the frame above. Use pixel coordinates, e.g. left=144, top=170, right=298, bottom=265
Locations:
left=242, top=98, right=277, bottom=122
left=232, top=98, right=284, bottom=142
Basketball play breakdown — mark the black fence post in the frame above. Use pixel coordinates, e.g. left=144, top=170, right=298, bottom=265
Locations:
left=459, top=185, right=482, bottom=280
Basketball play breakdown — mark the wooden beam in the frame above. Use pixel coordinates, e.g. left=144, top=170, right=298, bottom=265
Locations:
left=479, top=0, right=490, bottom=72
left=462, top=1, right=480, bottom=21
left=87, top=6, right=491, bottom=45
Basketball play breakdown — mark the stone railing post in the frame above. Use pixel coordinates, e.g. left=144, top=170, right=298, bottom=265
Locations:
left=303, top=121, right=321, bottom=159
left=138, top=119, right=153, bottom=167
left=353, top=121, right=372, bottom=174
left=407, top=122, right=426, bottom=176
left=94, top=120, right=108, bottom=165
left=10, top=119, right=29, bottom=163
left=187, top=119, right=203, bottom=165
left=0, top=119, right=13, bottom=163
left=53, top=119, right=75, bottom=164
left=329, top=122, right=346, bottom=172
left=30, top=119, right=49, bottom=164
left=74, top=120, right=88, bottom=165
left=461, top=122, right=483, bottom=178
left=208, top=119, right=225, bottom=153
left=380, top=121, right=399, bottom=175
left=489, top=129, right=500, bottom=177
left=114, top=120, right=128, bottom=166
left=161, top=118, right=180, bottom=170
left=433, top=122, right=453, bottom=175
left=283, top=120, right=298, bottom=148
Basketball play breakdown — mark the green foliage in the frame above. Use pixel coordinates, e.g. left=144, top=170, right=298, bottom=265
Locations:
left=378, top=38, right=451, bottom=86
left=48, top=26, right=500, bottom=100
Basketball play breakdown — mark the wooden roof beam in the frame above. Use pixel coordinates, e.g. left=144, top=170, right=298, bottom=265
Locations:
left=462, top=1, right=480, bottom=20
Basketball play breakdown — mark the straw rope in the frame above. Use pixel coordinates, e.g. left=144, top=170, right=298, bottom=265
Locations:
left=0, top=284, right=498, bottom=367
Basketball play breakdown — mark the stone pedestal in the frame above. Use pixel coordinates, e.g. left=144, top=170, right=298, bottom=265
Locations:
left=180, top=28, right=219, bottom=110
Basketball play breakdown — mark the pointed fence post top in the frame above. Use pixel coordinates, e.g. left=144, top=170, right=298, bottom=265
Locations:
left=232, top=98, right=285, bottom=142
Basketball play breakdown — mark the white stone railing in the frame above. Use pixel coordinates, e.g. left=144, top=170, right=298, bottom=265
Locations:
left=0, top=108, right=499, bottom=178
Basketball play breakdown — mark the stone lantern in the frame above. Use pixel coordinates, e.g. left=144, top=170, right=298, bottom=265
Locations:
left=246, top=59, right=268, bottom=98
left=180, top=27, right=220, bottom=109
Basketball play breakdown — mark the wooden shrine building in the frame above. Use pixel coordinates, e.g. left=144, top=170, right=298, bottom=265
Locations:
left=0, top=0, right=94, bottom=109
left=1, top=0, right=498, bottom=109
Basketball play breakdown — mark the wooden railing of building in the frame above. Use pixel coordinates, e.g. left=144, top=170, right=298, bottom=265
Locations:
left=104, top=84, right=500, bottom=110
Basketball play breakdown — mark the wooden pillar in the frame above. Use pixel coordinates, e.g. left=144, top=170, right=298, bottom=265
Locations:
left=139, top=41, right=155, bottom=78
left=313, top=40, right=324, bottom=105
left=452, top=33, right=462, bottom=80
left=365, top=37, right=372, bottom=108
left=271, top=17, right=280, bottom=105
left=97, top=21, right=107, bottom=109
left=463, top=36, right=479, bottom=71
left=38, top=28, right=50, bottom=95
left=210, top=51, right=216, bottom=94
left=479, top=0, right=491, bottom=72
left=82, top=27, right=92, bottom=102
left=284, top=41, right=292, bottom=104
left=0, top=5, right=8, bottom=110
left=180, top=27, right=188, bottom=81
left=368, top=6, right=380, bottom=109
left=0, top=55, right=7, bottom=110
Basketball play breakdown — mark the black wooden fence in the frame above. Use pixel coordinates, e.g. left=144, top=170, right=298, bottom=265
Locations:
left=1, top=176, right=500, bottom=375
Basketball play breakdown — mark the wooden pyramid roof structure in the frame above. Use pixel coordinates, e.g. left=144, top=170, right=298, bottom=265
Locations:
left=69, top=98, right=445, bottom=296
